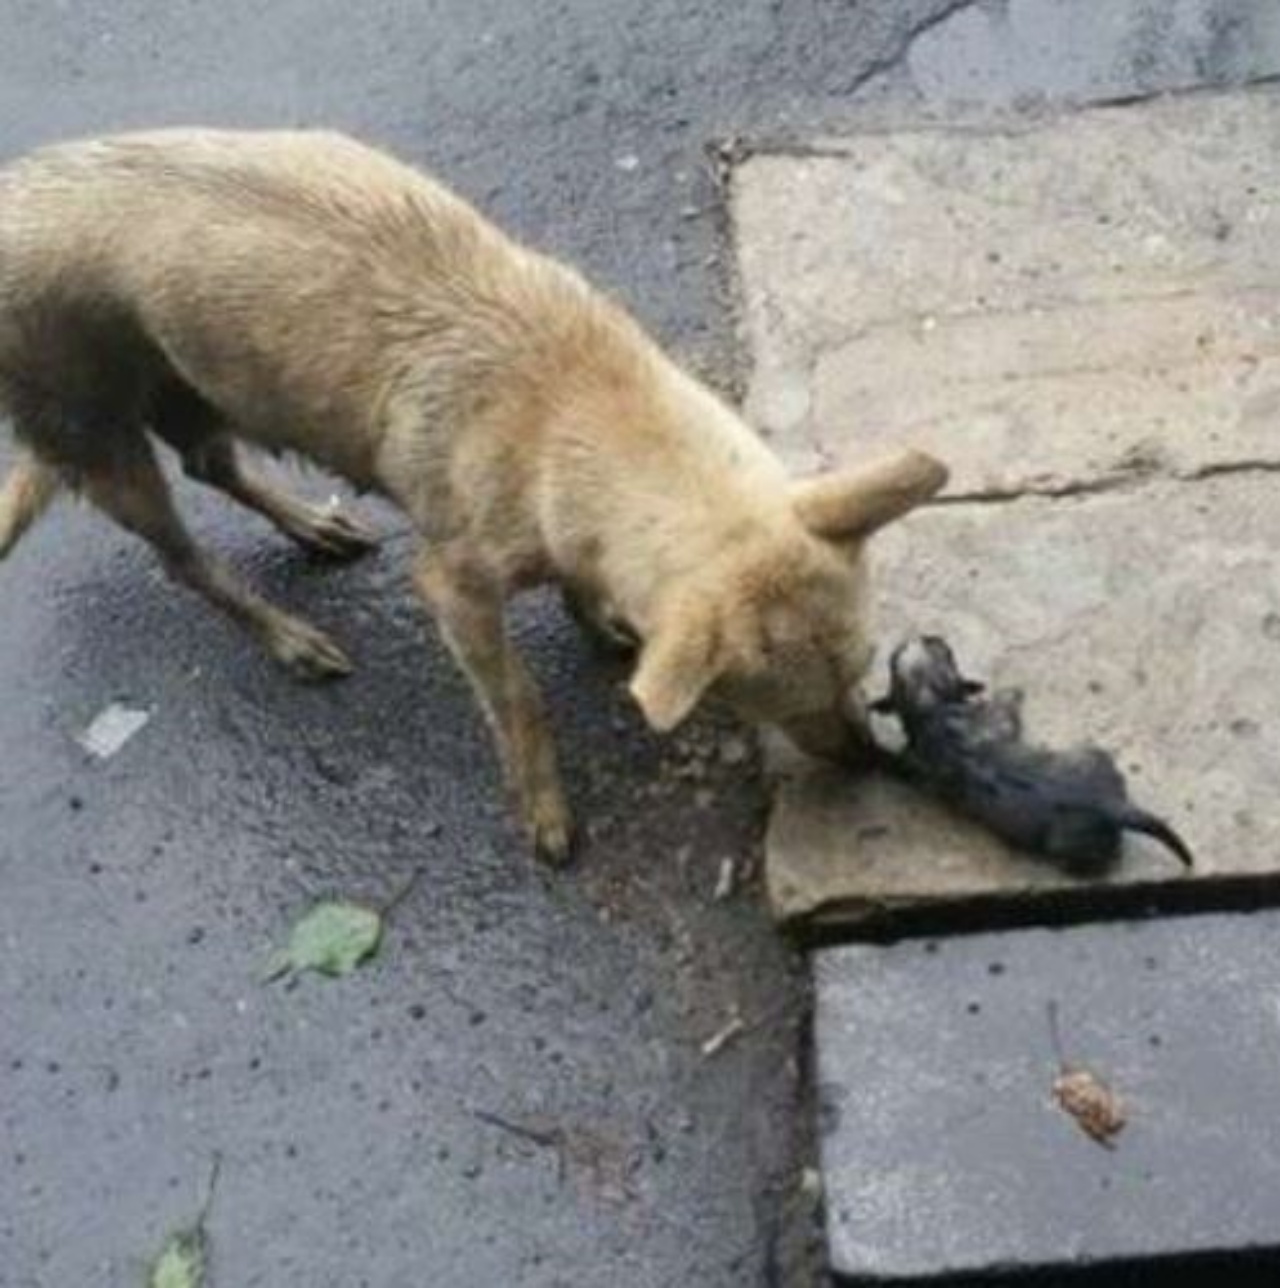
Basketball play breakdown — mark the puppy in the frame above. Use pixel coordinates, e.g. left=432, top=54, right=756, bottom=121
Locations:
left=0, top=128, right=947, bottom=861
left=872, top=636, right=1193, bottom=871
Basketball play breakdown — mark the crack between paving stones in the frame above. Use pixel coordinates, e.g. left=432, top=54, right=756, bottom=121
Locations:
left=843, top=0, right=982, bottom=97
left=744, top=76, right=1280, bottom=161
left=1186, top=458, right=1280, bottom=480
left=806, top=283, right=1280, bottom=359
left=795, top=871, right=1280, bottom=945
left=931, top=457, right=1280, bottom=508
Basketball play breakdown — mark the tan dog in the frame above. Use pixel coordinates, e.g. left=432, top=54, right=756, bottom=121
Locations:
left=0, top=129, right=947, bottom=861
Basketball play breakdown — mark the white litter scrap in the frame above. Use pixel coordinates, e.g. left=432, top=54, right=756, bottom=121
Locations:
left=77, top=703, right=151, bottom=759
left=701, top=1008, right=747, bottom=1058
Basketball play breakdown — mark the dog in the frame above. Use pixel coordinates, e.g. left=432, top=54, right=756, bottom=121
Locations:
left=0, top=128, right=947, bottom=861
left=871, top=636, right=1194, bottom=871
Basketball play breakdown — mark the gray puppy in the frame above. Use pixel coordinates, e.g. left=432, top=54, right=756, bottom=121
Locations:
left=871, top=636, right=1193, bottom=872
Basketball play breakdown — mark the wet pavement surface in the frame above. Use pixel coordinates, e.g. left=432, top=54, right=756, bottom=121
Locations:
left=2, top=486, right=807, bottom=1285
left=2, top=2, right=1275, bottom=1285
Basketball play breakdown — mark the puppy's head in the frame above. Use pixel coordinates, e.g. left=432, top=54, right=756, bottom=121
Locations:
left=878, top=635, right=982, bottom=716
left=629, top=448, right=947, bottom=761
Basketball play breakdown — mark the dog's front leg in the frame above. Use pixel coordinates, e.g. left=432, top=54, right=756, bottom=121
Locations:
left=414, top=545, right=573, bottom=865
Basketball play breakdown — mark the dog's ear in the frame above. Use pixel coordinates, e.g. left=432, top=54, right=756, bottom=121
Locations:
left=792, top=449, right=948, bottom=542
left=630, top=603, right=722, bottom=733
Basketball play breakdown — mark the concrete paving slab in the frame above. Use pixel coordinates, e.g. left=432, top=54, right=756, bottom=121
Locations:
left=734, top=89, right=1280, bottom=927
left=737, top=88, right=1280, bottom=495
left=815, top=910, right=1280, bottom=1281
left=766, top=474, right=1279, bottom=926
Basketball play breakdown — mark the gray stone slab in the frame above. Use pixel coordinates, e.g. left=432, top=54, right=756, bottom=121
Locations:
left=735, top=89, right=1280, bottom=926
left=816, top=910, right=1280, bottom=1281
left=765, top=474, right=1280, bottom=927
left=736, top=88, right=1280, bottom=495
left=762, top=473, right=1272, bottom=927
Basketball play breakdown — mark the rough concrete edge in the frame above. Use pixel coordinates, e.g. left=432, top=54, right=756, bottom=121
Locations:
left=725, top=72, right=1280, bottom=165
left=690, top=134, right=757, bottom=406
left=761, top=744, right=1280, bottom=945
left=776, top=867, right=1280, bottom=947
left=826, top=1241, right=1280, bottom=1285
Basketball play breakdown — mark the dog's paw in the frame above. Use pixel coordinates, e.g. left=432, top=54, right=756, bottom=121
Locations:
left=266, top=616, right=354, bottom=681
left=528, top=795, right=576, bottom=867
left=294, top=506, right=380, bottom=561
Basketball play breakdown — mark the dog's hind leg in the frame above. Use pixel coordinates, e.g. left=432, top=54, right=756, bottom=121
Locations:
left=0, top=452, right=60, bottom=559
left=150, top=379, right=378, bottom=560
left=414, top=543, right=573, bottom=864
left=82, top=434, right=353, bottom=680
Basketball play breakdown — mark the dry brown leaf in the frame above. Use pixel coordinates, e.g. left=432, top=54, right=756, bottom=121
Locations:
left=1053, top=1066, right=1126, bottom=1148
left=1046, top=1000, right=1127, bottom=1149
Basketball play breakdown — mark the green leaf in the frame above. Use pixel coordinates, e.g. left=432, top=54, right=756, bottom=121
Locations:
left=268, top=900, right=383, bottom=980
left=146, top=1156, right=219, bottom=1288
left=148, top=1229, right=204, bottom=1288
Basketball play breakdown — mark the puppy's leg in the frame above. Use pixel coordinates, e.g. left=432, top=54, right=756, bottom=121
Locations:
left=415, top=545, right=572, bottom=864
left=150, top=380, right=377, bottom=559
left=987, top=688, right=1025, bottom=741
left=83, top=436, right=353, bottom=680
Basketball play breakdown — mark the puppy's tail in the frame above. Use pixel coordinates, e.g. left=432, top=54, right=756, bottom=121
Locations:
left=0, top=452, right=60, bottom=559
left=1117, top=807, right=1195, bottom=869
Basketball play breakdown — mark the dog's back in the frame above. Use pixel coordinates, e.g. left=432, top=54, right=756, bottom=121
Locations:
left=0, top=129, right=608, bottom=492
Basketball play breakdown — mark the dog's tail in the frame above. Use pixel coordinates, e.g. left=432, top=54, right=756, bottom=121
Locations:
left=0, top=451, right=60, bottom=559
left=1117, top=806, right=1195, bottom=869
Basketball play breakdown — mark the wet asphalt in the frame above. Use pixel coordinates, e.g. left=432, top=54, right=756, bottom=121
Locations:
left=1, top=2, right=1273, bottom=1286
